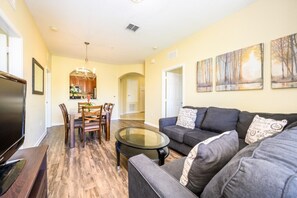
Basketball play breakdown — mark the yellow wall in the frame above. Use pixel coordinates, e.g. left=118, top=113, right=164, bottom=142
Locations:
left=145, top=0, right=297, bottom=126
left=51, top=55, right=143, bottom=125
left=0, top=1, right=49, bottom=147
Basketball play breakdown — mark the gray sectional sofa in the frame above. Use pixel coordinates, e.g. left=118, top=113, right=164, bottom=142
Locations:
left=128, top=126, right=297, bottom=197
left=159, top=106, right=297, bottom=155
left=128, top=106, right=297, bottom=198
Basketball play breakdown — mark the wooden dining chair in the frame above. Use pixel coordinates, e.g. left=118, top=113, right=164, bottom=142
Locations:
left=78, top=102, right=89, bottom=113
left=81, top=105, right=103, bottom=147
left=59, top=103, right=82, bottom=144
left=102, top=103, right=115, bottom=138
left=103, top=103, right=115, bottom=117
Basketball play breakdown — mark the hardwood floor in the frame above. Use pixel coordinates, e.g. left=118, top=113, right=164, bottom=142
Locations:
left=41, top=120, right=182, bottom=198
left=119, top=112, right=145, bottom=120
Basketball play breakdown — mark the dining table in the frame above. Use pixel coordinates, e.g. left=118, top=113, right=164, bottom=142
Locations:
left=68, top=110, right=111, bottom=148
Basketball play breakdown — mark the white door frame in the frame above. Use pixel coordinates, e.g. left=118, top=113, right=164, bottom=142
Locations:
left=45, top=69, right=52, bottom=128
left=162, top=64, right=185, bottom=117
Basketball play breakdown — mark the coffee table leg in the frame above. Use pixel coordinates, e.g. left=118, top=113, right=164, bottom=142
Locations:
left=157, top=148, right=166, bottom=166
left=115, top=141, right=121, bottom=169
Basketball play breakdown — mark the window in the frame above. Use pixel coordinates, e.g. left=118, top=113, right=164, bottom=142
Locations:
left=0, top=10, right=23, bottom=77
left=0, top=28, right=8, bottom=72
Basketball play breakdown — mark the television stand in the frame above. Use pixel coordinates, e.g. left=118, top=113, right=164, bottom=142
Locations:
left=0, top=145, right=48, bottom=198
left=0, top=159, right=26, bottom=196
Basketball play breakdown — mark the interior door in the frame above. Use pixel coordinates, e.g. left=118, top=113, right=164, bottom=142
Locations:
left=45, top=71, right=51, bottom=128
left=127, top=79, right=139, bottom=113
left=165, top=70, right=182, bottom=117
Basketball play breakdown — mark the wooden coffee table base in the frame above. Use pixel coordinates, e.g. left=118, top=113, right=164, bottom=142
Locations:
left=115, top=141, right=169, bottom=169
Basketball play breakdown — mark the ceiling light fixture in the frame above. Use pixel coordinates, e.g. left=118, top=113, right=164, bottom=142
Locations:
left=131, top=0, right=143, bottom=3
left=75, top=42, right=96, bottom=79
left=49, top=26, right=58, bottom=32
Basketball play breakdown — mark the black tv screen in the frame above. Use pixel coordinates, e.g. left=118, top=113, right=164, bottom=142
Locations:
left=0, top=72, right=26, bottom=165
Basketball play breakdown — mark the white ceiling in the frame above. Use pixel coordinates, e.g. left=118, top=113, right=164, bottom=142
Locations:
left=24, top=0, right=256, bottom=65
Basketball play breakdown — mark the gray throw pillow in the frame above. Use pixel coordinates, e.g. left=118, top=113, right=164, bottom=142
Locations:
left=179, top=130, right=239, bottom=195
left=201, top=126, right=297, bottom=198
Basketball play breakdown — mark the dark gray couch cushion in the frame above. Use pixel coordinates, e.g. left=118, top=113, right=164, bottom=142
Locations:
left=183, top=106, right=207, bottom=128
left=183, top=129, right=219, bottom=147
left=162, top=157, right=186, bottom=180
left=180, top=130, right=239, bottom=195
left=236, top=111, right=297, bottom=139
left=163, top=125, right=193, bottom=143
left=159, top=116, right=178, bottom=132
left=168, top=139, right=192, bottom=156
left=200, top=107, right=240, bottom=133
left=238, top=138, right=248, bottom=150
left=201, top=126, right=297, bottom=198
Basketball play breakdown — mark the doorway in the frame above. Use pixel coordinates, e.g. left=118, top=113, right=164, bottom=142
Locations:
left=163, top=66, right=183, bottom=117
left=119, top=73, right=145, bottom=120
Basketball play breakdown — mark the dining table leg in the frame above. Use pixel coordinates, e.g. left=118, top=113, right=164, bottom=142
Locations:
left=69, top=114, right=75, bottom=148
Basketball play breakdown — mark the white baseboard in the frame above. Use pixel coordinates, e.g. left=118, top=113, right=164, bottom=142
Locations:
left=144, top=121, right=159, bottom=129
left=120, top=111, right=144, bottom=115
left=51, top=122, right=63, bottom=127
left=34, top=130, right=47, bottom=147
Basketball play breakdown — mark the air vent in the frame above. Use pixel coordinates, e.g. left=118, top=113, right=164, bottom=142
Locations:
left=168, top=50, right=178, bottom=59
left=126, top=23, right=139, bottom=32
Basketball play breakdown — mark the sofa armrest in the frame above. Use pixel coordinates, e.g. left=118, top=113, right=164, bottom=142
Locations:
left=159, top=117, right=177, bottom=132
left=128, top=154, right=197, bottom=198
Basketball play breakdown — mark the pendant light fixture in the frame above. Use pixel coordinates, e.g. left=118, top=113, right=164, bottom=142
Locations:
left=75, top=42, right=96, bottom=79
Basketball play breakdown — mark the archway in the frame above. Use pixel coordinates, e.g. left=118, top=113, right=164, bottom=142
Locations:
left=119, top=73, right=145, bottom=120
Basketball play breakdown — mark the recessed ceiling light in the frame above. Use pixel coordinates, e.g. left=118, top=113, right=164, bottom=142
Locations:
left=49, top=26, right=58, bottom=32
left=131, top=0, right=143, bottom=3
left=152, top=46, right=158, bottom=50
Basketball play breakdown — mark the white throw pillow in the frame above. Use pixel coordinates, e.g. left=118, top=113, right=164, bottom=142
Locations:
left=176, top=108, right=197, bottom=129
left=245, top=115, right=287, bottom=144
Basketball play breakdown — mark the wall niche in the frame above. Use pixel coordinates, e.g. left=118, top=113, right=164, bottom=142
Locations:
left=69, top=68, right=97, bottom=99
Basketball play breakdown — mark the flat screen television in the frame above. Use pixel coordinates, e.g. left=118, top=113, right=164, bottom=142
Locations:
left=0, top=71, right=26, bottom=195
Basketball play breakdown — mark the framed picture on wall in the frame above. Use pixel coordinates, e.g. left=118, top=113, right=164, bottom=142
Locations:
left=197, top=58, right=213, bottom=92
left=271, top=33, right=297, bottom=89
left=215, top=43, right=264, bottom=91
left=32, top=58, right=44, bottom=95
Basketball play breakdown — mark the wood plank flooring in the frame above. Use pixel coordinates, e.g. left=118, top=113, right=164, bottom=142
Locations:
left=41, top=120, right=182, bottom=198
left=119, top=112, right=144, bottom=120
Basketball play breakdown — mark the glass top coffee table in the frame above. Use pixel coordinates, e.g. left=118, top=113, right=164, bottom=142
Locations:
left=115, top=127, right=170, bottom=168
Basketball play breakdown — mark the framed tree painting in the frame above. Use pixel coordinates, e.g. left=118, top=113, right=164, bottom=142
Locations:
left=271, top=33, right=297, bottom=89
left=32, top=58, right=44, bottom=95
left=197, top=58, right=213, bottom=92
left=216, top=43, right=264, bottom=91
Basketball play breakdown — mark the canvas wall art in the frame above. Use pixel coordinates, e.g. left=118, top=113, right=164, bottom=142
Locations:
left=216, top=43, right=263, bottom=91
left=197, top=58, right=213, bottom=92
left=271, top=33, right=297, bottom=89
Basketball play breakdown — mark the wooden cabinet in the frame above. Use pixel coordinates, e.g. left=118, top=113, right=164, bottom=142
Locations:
left=86, top=78, right=96, bottom=94
left=0, top=145, right=48, bottom=198
left=70, top=76, right=96, bottom=98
